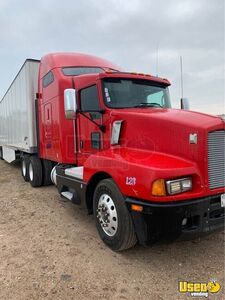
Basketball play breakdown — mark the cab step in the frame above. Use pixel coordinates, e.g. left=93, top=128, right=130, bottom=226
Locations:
left=61, top=191, right=73, bottom=201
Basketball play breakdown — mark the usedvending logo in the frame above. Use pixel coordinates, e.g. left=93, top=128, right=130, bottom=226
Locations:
left=178, top=280, right=221, bottom=297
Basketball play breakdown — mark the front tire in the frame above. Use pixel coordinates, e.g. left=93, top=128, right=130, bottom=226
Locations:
left=29, top=156, right=43, bottom=187
left=93, top=179, right=137, bottom=251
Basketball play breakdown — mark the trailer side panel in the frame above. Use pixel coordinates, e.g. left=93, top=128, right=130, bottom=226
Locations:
left=0, top=60, right=40, bottom=153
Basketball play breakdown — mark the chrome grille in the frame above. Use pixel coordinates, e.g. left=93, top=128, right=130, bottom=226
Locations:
left=208, top=130, right=225, bottom=189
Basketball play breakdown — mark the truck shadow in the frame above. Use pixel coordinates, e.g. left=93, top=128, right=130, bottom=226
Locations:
left=65, top=194, right=224, bottom=270
left=118, top=230, right=224, bottom=271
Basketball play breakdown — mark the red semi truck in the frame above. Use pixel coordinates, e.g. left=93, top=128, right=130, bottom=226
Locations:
left=0, top=52, right=224, bottom=251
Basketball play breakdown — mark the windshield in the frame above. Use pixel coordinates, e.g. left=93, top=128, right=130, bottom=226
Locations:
left=103, top=78, right=171, bottom=109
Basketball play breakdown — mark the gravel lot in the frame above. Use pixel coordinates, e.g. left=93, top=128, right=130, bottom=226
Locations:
left=0, top=160, right=224, bottom=300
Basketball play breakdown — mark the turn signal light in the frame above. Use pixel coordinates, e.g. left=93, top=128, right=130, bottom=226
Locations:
left=131, top=204, right=143, bottom=212
left=152, top=179, right=166, bottom=196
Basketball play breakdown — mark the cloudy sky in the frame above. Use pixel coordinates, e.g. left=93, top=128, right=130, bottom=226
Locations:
left=0, top=0, right=224, bottom=114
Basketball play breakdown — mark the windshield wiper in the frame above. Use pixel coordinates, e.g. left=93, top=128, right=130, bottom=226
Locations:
left=134, top=102, right=163, bottom=108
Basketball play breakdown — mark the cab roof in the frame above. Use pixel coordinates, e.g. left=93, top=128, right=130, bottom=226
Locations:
left=40, top=52, right=170, bottom=88
left=40, top=52, right=121, bottom=78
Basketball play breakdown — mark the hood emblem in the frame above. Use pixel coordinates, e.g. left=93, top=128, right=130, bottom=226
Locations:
left=189, top=133, right=198, bottom=144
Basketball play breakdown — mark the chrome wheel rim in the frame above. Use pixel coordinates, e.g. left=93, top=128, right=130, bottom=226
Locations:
left=97, top=194, right=118, bottom=237
left=29, top=163, right=33, bottom=181
left=22, top=160, right=26, bottom=177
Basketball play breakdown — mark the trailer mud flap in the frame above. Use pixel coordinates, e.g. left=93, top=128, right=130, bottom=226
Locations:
left=2, top=146, right=16, bottom=163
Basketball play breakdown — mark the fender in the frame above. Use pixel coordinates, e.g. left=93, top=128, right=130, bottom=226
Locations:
left=83, top=147, right=204, bottom=203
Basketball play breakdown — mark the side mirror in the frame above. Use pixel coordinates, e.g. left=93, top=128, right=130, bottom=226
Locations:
left=64, top=89, right=77, bottom=119
left=181, top=98, right=190, bottom=110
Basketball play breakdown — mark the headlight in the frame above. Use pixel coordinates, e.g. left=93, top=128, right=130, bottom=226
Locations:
left=166, top=177, right=192, bottom=195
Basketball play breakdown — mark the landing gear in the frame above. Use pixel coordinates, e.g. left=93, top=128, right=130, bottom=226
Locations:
left=94, top=179, right=137, bottom=251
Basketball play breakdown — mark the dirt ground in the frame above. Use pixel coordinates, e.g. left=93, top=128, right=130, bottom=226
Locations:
left=0, top=160, right=224, bottom=300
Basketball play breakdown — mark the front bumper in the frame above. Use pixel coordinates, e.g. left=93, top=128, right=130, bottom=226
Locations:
left=126, top=194, right=225, bottom=245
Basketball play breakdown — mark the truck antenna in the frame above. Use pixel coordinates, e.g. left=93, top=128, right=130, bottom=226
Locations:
left=180, top=56, right=184, bottom=98
left=156, top=43, right=159, bottom=77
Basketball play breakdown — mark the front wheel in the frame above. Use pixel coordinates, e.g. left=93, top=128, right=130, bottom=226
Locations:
left=93, top=179, right=137, bottom=251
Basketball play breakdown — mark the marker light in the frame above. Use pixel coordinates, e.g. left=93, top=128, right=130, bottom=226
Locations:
left=152, top=179, right=166, bottom=196
left=131, top=204, right=143, bottom=212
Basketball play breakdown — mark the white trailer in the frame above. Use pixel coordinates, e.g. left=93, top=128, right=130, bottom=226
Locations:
left=0, top=59, right=40, bottom=162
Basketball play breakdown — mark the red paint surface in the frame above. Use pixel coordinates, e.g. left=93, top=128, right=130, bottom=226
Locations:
left=37, top=53, right=225, bottom=203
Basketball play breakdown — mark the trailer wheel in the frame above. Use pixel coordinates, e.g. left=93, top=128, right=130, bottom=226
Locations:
left=42, top=159, right=53, bottom=186
left=29, top=156, right=43, bottom=187
left=93, top=179, right=137, bottom=251
left=21, top=156, right=30, bottom=182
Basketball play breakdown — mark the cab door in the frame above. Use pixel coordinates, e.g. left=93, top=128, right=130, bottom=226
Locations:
left=43, top=102, right=53, bottom=157
left=39, top=70, right=55, bottom=160
left=77, top=85, right=103, bottom=165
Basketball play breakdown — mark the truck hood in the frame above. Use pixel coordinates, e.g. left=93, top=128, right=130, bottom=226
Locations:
left=110, top=108, right=224, bottom=164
